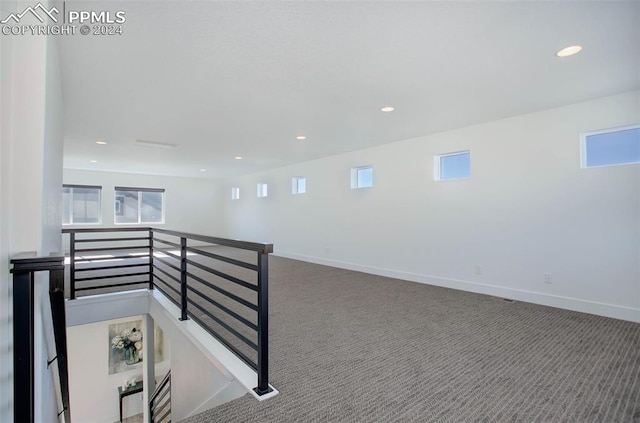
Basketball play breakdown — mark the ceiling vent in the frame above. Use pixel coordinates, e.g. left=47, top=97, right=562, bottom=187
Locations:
left=134, top=140, right=177, bottom=149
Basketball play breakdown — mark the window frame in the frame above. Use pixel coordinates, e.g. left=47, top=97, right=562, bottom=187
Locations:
left=350, top=165, right=374, bottom=189
left=62, top=184, right=102, bottom=226
left=580, top=124, right=640, bottom=169
left=434, top=150, right=471, bottom=181
left=291, top=177, right=306, bottom=195
left=257, top=183, right=268, bottom=198
left=114, top=186, right=165, bottom=225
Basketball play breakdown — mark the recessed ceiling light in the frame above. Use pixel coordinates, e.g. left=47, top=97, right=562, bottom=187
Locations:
left=296, top=136, right=307, bottom=140
left=89, top=160, right=98, bottom=163
left=135, top=139, right=177, bottom=149
left=96, top=141, right=107, bottom=145
left=556, top=45, right=582, bottom=57
left=200, top=168, right=207, bottom=172
left=234, top=156, right=243, bottom=160
left=380, top=106, right=395, bottom=112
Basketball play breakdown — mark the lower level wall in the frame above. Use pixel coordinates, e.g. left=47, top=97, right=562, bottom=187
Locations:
left=67, top=315, right=171, bottom=423
left=65, top=290, right=266, bottom=423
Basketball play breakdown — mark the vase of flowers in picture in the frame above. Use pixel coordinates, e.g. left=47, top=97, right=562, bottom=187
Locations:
left=111, top=327, right=143, bottom=365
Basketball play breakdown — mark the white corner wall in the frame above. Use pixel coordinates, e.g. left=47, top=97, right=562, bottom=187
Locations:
left=0, top=14, right=15, bottom=422
left=223, top=91, right=640, bottom=322
left=62, top=169, right=224, bottom=235
left=0, top=7, right=65, bottom=421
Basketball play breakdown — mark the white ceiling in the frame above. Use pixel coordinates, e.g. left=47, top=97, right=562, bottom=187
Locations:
left=60, top=1, right=640, bottom=179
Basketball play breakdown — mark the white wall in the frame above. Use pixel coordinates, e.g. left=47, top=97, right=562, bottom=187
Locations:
left=0, top=6, right=65, bottom=421
left=223, top=91, right=640, bottom=322
left=0, top=12, right=15, bottom=421
left=62, top=169, right=224, bottom=236
left=67, top=316, right=171, bottom=423
left=41, top=34, right=64, bottom=254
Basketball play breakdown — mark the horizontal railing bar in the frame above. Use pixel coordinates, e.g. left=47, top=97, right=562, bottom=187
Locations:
left=153, top=267, right=180, bottom=286
left=186, top=246, right=257, bottom=271
left=153, top=257, right=181, bottom=273
left=153, top=284, right=181, bottom=308
left=63, top=228, right=149, bottom=233
left=152, top=228, right=273, bottom=254
left=150, top=376, right=171, bottom=407
left=75, top=245, right=149, bottom=253
left=152, top=238, right=181, bottom=249
left=187, top=284, right=257, bottom=331
left=187, top=297, right=258, bottom=351
left=156, top=407, right=171, bottom=423
left=152, top=386, right=170, bottom=408
left=153, top=398, right=169, bottom=418
left=188, top=313, right=257, bottom=370
left=154, top=389, right=170, bottom=410
left=186, top=259, right=257, bottom=292
left=75, top=281, right=147, bottom=291
left=186, top=271, right=257, bottom=311
left=65, top=227, right=272, bottom=252
left=153, top=247, right=181, bottom=261
left=75, top=263, right=149, bottom=273
left=74, top=254, right=150, bottom=263
left=75, top=272, right=149, bottom=282
left=74, top=236, right=150, bottom=243
left=153, top=275, right=181, bottom=297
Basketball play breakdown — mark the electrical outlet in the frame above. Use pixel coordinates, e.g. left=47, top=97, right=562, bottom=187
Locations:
left=474, top=265, right=482, bottom=275
left=544, top=273, right=552, bottom=284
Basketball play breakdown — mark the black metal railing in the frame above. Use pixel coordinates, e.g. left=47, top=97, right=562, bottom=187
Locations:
left=63, top=227, right=152, bottom=299
left=63, top=227, right=273, bottom=395
left=10, top=253, right=70, bottom=423
left=149, top=370, right=171, bottom=423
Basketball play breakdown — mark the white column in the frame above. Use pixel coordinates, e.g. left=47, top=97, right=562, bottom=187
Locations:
left=142, top=314, right=155, bottom=423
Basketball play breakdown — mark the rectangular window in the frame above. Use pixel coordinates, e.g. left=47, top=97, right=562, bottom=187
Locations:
left=62, top=185, right=101, bottom=225
left=292, top=177, right=306, bottom=195
left=581, top=125, right=640, bottom=168
left=231, top=187, right=240, bottom=200
left=114, top=187, right=165, bottom=224
left=257, top=183, right=268, bottom=198
left=351, top=166, right=373, bottom=189
left=435, top=151, right=470, bottom=181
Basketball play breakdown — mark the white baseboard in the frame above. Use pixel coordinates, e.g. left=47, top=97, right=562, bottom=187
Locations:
left=274, top=250, right=640, bottom=323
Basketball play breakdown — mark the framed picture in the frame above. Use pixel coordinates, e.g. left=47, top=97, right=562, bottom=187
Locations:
left=108, top=319, right=164, bottom=374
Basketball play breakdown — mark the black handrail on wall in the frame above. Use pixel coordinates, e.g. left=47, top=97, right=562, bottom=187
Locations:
left=149, top=370, right=171, bottom=423
left=63, top=227, right=274, bottom=396
left=10, top=252, right=70, bottom=423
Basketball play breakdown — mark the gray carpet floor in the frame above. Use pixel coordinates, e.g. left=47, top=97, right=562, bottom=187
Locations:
left=180, top=256, right=640, bottom=423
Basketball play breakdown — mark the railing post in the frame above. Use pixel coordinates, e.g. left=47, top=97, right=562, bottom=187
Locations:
left=149, top=228, right=154, bottom=290
left=179, top=237, right=188, bottom=321
left=12, top=269, right=34, bottom=423
left=254, top=250, right=272, bottom=396
left=69, top=232, right=76, bottom=300
left=10, top=253, right=66, bottom=423
left=49, top=266, right=71, bottom=423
